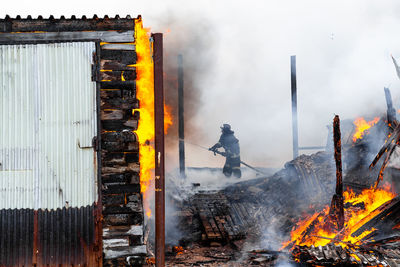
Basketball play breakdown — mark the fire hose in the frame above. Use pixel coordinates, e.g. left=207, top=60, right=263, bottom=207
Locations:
left=182, top=139, right=268, bottom=175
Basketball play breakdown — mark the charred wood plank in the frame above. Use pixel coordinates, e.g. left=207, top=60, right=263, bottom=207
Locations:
left=102, top=152, right=126, bottom=166
left=0, top=31, right=135, bottom=43
left=370, top=123, right=400, bottom=186
left=385, top=87, right=397, bottom=125
left=101, top=70, right=136, bottom=82
left=198, top=213, right=218, bottom=240
left=103, top=184, right=140, bottom=195
left=226, top=214, right=241, bottom=238
left=103, top=225, right=143, bottom=239
left=375, top=142, right=398, bottom=188
left=103, top=245, right=146, bottom=259
left=102, top=163, right=140, bottom=174
left=100, top=90, right=138, bottom=110
left=101, top=109, right=124, bottom=120
left=102, top=172, right=139, bottom=185
left=101, top=81, right=135, bottom=90
left=207, top=218, right=222, bottom=240
left=214, top=216, right=227, bottom=239
left=101, top=140, right=139, bottom=152
left=103, top=214, right=143, bottom=226
left=101, top=119, right=138, bottom=131
left=100, top=50, right=136, bottom=65
left=102, top=194, right=125, bottom=207
left=101, top=60, right=135, bottom=71
left=103, top=204, right=142, bottom=215
left=101, top=152, right=139, bottom=166
left=125, top=152, right=139, bottom=163
left=103, top=237, right=130, bottom=249
left=231, top=203, right=248, bottom=227
left=102, top=131, right=137, bottom=143
left=101, top=43, right=135, bottom=51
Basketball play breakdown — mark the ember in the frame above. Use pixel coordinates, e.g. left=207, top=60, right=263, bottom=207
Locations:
left=173, top=246, right=185, bottom=255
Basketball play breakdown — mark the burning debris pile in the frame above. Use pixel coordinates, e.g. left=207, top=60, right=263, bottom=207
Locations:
left=288, top=193, right=400, bottom=266
left=282, top=111, right=400, bottom=265
left=166, top=97, right=400, bottom=266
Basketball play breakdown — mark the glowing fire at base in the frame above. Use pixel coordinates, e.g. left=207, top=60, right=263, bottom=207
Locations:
left=352, top=117, right=380, bottom=142
left=282, top=184, right=396, bottom=249
left=133, top=17, right=172, bottom=218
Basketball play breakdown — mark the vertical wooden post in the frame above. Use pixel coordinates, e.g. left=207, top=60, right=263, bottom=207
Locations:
left=178, top=54, right=186, bottom=178
left=332, top=115, right=344, bottom=230
left=384, top=87, right=396, bottom=125
left=153, top=33, right=165, bottom=267
left=291, top=55, right=299, bottom=159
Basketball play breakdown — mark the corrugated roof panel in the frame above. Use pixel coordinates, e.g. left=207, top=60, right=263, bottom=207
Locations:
left=0, top=42, right=98, bottom=210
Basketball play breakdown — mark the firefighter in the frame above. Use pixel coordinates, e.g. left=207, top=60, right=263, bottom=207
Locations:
left=209, top=124, right=241, bottom=178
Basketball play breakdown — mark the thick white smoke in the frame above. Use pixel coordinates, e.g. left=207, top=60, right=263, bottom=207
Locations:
left=7, top=0, right=400, bottom=170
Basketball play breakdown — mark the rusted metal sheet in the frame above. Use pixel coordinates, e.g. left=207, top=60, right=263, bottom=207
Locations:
left=0, top=206, right=101, bottom=266
left=153, top=32, right=165, bottom=267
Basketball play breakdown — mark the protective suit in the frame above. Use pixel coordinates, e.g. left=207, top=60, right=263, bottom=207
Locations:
left=209, top=124, right=241, bottom=178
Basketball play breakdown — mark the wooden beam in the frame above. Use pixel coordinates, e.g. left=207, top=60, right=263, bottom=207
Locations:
left=0, top=31, right=134, bottom=43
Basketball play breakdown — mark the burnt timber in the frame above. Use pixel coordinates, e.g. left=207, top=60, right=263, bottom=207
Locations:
left=170, top=118, right=400, bottom=266
left=329, top=115, right=344, bottom=231
left=0, top=15, right=145, bottom=266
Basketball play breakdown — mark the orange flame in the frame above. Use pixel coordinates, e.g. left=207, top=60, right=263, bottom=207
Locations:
left=173, top=246, right=184, bottom=255
left=133, top=17, right=172, bottom=218
left=282, top=183, right=396, bottom=249
left=352, top=117, right=380, bottom=142
left=164, top=104, right=173, bottom=134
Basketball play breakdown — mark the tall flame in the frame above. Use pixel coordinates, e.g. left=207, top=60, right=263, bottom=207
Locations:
left=133, top=17, right=155, bottom=218
left=282, top=184, right=396, bottom=249
left=133, top=17, right=173, bottom=218
left=352, top=117, right=380, bottom=142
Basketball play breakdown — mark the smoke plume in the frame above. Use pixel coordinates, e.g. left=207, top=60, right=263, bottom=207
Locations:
left=8, top=1, right=400, bottom=169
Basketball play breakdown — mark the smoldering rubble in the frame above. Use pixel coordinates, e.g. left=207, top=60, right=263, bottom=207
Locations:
left=160, top=110, right=400, bottom=266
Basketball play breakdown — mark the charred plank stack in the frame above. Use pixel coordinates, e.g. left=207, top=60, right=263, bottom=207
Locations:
left=192, top=192, right=253, bottom=243
left=99, top=25, right=146, bottom=265
left=175, top=191, right=256, bottom=245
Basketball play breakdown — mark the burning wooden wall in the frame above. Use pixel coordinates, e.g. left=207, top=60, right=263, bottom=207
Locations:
left=0, top=15, right=147, bottom=266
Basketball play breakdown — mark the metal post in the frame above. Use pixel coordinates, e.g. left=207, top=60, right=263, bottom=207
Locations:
left=178, top=54, right=186, bottom=178
left=153, top=33, right=165, bottom=267
left=291, top=55, right=299, bottom=159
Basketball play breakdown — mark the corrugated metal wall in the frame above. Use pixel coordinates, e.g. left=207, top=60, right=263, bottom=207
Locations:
left=0, top=42, right=102, bottom=266
left=0, top=42, right=98, bottom=210
left=0, top=206, right=100, bottom=266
